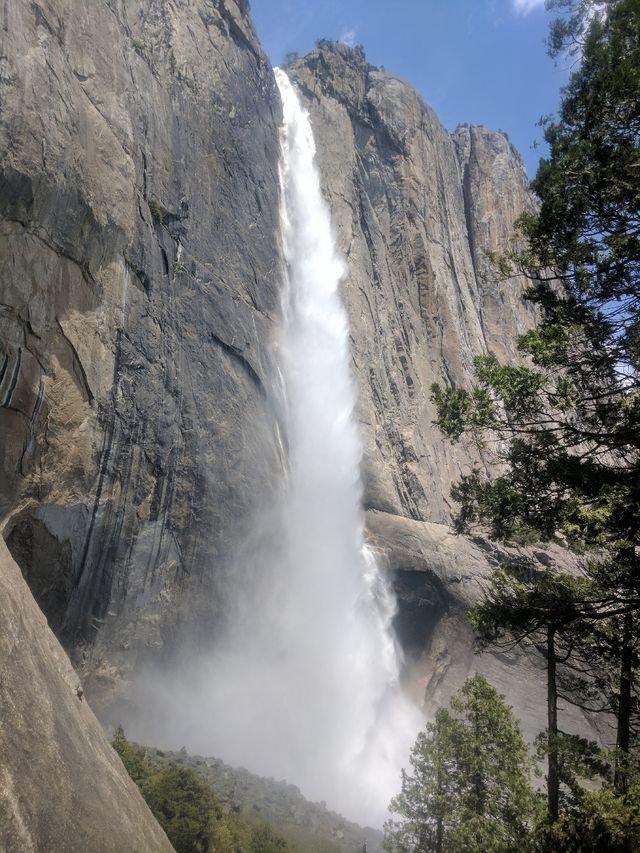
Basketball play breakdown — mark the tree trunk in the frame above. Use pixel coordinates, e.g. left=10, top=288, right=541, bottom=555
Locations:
left=435, top=735, right=444, bottom=853
left=472, top=704, right=484, bottom=815
left=547, top=624, right=560, bottom=822
left=614, top=611, right=633, bottom=795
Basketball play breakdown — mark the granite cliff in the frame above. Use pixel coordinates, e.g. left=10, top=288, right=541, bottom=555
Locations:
left=0, top=3, right=602, bottom=841
left=1, top=2, right=283, bottom=841
left=288, top=45, right=536, bottom=527
left=0, top=538, right=172, bottom=851
left=0, top=0, right=284, bottom=709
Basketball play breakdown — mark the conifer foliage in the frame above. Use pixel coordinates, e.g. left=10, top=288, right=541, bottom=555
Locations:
left=383, top=676, right=540, bottom=853
left=429, top=0, right=640, bottom=848
left=112, top=727, right=291, bottom=853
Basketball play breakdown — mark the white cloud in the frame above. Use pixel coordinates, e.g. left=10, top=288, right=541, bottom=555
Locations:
left=339, top=29, right=356, bottom=47
left=512, top=0, right=545, bottom=14
left=512, top=0, right=607, bottom=23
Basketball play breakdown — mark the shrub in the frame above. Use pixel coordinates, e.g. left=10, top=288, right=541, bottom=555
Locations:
left=112, top=729, right=291, bottom=853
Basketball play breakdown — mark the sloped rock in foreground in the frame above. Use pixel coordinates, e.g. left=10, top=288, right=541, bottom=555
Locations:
left=0, top=538, right=172, bottom=852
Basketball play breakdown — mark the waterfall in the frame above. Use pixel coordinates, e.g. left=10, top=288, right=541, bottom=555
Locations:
left=127, top=69, right=421, bottom=829
left=255, top=68, right=422, bottom=824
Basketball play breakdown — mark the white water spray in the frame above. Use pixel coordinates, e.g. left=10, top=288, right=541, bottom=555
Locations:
left=128, top=70, right=422, bottom=828
left=237, top=68, right=422, bottom=824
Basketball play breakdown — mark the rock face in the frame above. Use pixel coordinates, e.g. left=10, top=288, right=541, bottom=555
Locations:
left=0, top=0, right=284, bottom=706
left=0, top=538, right=172, bottom=852
left=365, top=510, right=607, bottom=746
left=287, top=45, right=535, bottom=525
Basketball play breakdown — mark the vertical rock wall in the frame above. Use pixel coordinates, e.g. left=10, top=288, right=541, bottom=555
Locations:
left=288, top=45, right=536, bottom=526
left=0, top=0, right=284, bottom=704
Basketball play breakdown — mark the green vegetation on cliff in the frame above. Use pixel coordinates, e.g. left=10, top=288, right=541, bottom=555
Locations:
left=112, top=728, right=381, bottom=853
left=112, top=727, right=291, bottom=853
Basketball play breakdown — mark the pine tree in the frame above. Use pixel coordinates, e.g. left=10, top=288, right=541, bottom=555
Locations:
left=431, top=0, right=640, bottom=814
left=384, top=676, right=540, bottom=853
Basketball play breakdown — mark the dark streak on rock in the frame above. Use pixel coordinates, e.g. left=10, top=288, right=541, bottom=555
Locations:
left=2, top=347, right=21, bottom=407
left=30, top=368, right=45, bottom=424
left=210, top=331, right=265, bottom=396
left=0, top=351, right=9, bottom=390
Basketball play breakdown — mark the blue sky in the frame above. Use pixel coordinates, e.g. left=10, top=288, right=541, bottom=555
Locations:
left=250, top=0, right=570, bottom=177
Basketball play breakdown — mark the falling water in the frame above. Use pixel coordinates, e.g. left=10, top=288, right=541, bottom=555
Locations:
left=255, top=68, right=422, bottom=824
left=128, top=70, right=421, bottom=829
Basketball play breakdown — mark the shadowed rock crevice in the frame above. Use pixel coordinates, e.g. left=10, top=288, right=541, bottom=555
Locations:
left=392, top=568, right=449, bottom=662
left=5, top=516, right=74, bottom=634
